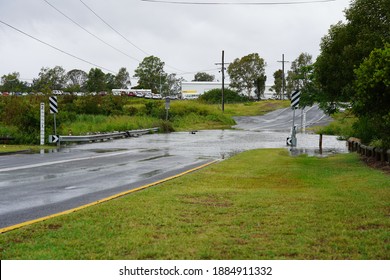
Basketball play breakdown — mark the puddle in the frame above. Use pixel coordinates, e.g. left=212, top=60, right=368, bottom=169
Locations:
left=139, top=154, right=172, bottom=162
left=288, top=147, right=349, bottom=157
left=140, top=169, right=162, bottom=178
left=86, top=148, right=128, bottom=154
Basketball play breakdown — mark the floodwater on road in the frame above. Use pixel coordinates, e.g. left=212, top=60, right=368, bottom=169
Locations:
left=61, top=104, right=347, bottom=159
left=69, top=129, right=348, bottom=160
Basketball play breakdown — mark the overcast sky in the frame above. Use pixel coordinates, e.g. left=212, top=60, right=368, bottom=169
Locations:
left=0, top=0, right=351, bottom=85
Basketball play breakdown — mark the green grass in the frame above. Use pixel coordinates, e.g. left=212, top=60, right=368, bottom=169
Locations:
left=224, top=100, right=290, bottom=117
left=0, top=149, right=389, bottom=260
left=312, top=110, right=357, bottom=139
left=0, top=145, right=53, bottom=154
left=59, top=114, right=159, bottom=135
left=58, top=100, right=289, bottom=135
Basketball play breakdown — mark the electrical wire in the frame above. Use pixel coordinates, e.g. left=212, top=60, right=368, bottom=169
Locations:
left=79, top=0, right=149, bottom=57
left=140, top=0, right=336, bottom=5
left=43, top=0, right=141, bottom=63
left=79, top=0, right=187, bottom=73
left=0, top=19, right=117, bottom=74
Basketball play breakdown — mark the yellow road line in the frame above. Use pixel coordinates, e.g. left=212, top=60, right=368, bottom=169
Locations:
left=0, top=160, right=218, bottom=234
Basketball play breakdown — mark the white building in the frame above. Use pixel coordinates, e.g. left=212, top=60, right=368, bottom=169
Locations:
left=181, top=81, right=274, bottom=99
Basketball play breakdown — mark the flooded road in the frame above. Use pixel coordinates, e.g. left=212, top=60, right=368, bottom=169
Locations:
left=0, top=105, right=347, bottom=229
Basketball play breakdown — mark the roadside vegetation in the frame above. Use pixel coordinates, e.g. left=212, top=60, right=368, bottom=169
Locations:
left=0, top=95, right=289, bottom=148
left=311, top=110, right=357, bottom=140
left=1, top=149, right=388, bottom=259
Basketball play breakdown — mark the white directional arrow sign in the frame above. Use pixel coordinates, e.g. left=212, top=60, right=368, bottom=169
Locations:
left=49, top=135, right=59, bottom=143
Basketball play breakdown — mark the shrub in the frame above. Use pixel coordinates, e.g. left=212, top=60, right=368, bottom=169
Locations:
left=199, top=88, right=250, bottom=104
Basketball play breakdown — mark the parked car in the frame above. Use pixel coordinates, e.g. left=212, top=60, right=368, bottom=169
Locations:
left=144, top=93, right=153, bottom=99
left=152, top=94, right=162, bottom=99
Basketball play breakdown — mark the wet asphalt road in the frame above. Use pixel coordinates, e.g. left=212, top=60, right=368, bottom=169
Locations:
left=0, top=105, right=347, bottom=229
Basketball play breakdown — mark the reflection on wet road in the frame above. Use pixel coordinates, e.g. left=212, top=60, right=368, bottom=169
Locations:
left=0, top=105, right=347, bottom=229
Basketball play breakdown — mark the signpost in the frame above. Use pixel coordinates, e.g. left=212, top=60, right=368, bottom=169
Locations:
left=49, top=96, right=59, bottom=145
left=40, top=103, right=45, bottom=145
left=289, top=90, right=300, bottom=147
left=165, top=97, right=170, bottom=121
left=49, top=96, right=58, bottom=135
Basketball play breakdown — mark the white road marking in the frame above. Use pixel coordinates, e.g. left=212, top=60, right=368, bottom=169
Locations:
left=0, top=151, right=134, bottom=172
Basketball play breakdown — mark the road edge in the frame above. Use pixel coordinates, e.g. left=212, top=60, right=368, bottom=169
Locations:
left=0, top=159, right=219, bottom=234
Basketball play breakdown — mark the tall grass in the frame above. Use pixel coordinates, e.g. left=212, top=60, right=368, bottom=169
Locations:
left=313, top=110, right=357, bottom=140
left=169, top=100, right=235, bottom=131
left=60, top=115, right=159, bottom=135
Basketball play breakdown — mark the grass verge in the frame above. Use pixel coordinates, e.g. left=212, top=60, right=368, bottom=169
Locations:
left=0, top=145, right=53, bottom=154
left=0, top=149, right=389, bottom=260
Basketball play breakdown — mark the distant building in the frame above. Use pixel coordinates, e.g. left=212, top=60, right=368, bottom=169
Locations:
left=181, top=81, right=223, bottom=99
left=181, top=81, right=274, bottom=99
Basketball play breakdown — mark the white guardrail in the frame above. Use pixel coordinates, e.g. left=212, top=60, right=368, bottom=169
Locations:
left=50, top=128, right=159, bottom=143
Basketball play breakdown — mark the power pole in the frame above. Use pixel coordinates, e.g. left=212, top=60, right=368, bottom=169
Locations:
left=277, top=54, right=290, bottom=100
left=215, top=50, right=229, bottom=112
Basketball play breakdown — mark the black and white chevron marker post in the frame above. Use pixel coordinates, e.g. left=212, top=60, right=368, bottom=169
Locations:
left=49, top=96, right=59, bottom=143
left=291, top=90, right=300, bottom=109
left=49, top=96, right=58, bottom=114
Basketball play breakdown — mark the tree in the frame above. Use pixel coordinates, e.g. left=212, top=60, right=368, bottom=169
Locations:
left=165, top=73, right=183, bottom=96
left=115, top=67, right=130, bottom=89
left=0, top=72, right=28, bottom=92
left=193, top=72, right=214, bottom=82
left=286, top=52, right=313, bottom=103
left=287, top=53, right=313, bottom=92
left=66, top=69, right=87, bottom=92
left=315, top=0, right=390, bottom=113
left=254, top=74, right=267, bottom=100
left=134, top=56, right=167, bottom=93
left=33, top=66, right=67, bottom=93
left=353, top=44, right=390, bottom=147
left=227, top=53, right=266, bottom=97
left=270, top=70, right=283, bottom=99
left=105, top=73, right=117, bottom=91
left=86, top=68, right=106, bottom=92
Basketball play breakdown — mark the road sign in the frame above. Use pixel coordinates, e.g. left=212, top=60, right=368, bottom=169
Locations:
left=286, top=137, right=292, bottom=146
left=49, top=135, right=59, bottom=143
left=49, top=96, right=58, bottom=114
left=291, top=90, right=300, bottom=108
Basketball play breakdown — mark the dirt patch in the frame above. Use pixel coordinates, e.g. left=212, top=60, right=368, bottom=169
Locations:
left=361, top=156, right=390, bottom=175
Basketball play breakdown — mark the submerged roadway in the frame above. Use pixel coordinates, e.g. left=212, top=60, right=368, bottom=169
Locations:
left=0, top=105, right=346, bottom=229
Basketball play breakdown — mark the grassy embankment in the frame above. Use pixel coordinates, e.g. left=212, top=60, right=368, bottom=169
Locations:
left=61, top=99, right=290, bottom=133
left=0, top=149, right=389, bottom=259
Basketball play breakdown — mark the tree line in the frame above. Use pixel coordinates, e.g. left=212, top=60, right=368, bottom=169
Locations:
left=304, top=0, right=389, bottom=148
left=0, top=67, right=131, bottom=94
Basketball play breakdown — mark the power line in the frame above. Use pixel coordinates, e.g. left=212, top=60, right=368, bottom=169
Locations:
left=140, top=0, right=336, bottom=5
left=79, top=0, right=149, bottom=56
left=0, top=19, right=116, bottom=74
left=43, top=0, right=141, bottom=63
left=79, top=0, right=187, bottom=73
